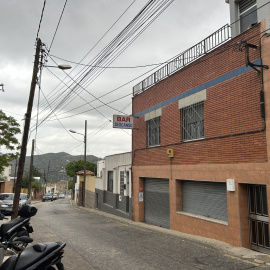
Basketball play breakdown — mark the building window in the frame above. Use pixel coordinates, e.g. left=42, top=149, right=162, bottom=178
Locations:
left=147, top=117, right=160, bottom=147
left=239, top=0, right=257, bottom=33
left=107, top=171, right=113, bottom=192
left=181, top=101, right=204, bottom=141
left=120, top=171, right=125, bottom=195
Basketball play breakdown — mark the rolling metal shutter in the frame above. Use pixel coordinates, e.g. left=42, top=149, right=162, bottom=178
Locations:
left=182, top=180, right=228, bottom=222
left=144, top=178, right=170, bottom=229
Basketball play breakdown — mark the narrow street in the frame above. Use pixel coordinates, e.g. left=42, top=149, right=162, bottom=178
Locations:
left=29, top=199, right=270, bottom=270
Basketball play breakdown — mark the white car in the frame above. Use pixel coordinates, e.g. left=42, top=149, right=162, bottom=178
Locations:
left=59, top=193, right=65, bottom=199
left=0, top=193, right=31, bottom=214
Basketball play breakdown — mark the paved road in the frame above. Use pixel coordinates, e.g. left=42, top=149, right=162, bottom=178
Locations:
left=28, top=198, right=270, bottom=270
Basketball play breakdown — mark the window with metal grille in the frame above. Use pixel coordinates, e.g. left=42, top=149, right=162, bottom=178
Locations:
left=181, top=102, right=204, bottom=141
left=120, top=171, right=125, bottom=195
left=107, top=171, right=113, bottom=192
left=239, top=0, right=257, bottom=33
left=147, top=117, right=160, bottom=147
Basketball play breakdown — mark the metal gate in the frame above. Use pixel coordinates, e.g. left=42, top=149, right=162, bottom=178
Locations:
left=144, top=178, right=170, bottom=229
left=248, top=185, right=270, bottom=253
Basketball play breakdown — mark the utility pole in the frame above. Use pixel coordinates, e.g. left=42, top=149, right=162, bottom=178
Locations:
left=45, top=160, right=50, bottom=194
left=83, top=120, right=87, bottom=207
left=28, top=139, right=35, bottom=199
left=13, top=38, right=42, bottom=218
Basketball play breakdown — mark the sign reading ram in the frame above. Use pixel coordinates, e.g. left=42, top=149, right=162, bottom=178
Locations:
left=113, top=115, right=133, bottom=129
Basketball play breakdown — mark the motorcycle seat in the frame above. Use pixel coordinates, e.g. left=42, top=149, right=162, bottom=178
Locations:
left=0, top=242, right=65, bottom=270
left=0, top=217, right=28, bottom=239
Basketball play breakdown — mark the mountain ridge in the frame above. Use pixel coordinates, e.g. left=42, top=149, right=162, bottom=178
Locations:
left=10, top=152, right=101, bottom=182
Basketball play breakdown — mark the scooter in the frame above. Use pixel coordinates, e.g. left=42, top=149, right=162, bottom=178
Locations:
left=0, top=236, right=66, bottom=270
left=0, top=205, right=37, bottom=247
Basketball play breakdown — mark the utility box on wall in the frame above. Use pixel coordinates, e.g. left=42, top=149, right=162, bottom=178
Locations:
left=167, top=149, right=174, bottom=158
left=226, top=179, right=235, bottom=192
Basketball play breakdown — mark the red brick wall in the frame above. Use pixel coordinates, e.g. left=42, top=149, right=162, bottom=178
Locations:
left=132, top=24, right=267, bottom=166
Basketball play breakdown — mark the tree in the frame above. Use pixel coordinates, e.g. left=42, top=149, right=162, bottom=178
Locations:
left=22, top=166, right=42, bottom=191
left=68, top=179, right=73, bottom=190
left=0, top=110, right=21, bottom=174
left=65, top=160, right=97, bottom=177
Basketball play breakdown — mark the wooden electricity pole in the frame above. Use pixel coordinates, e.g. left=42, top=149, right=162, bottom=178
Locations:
left=12, top=39, right=41, bottom=218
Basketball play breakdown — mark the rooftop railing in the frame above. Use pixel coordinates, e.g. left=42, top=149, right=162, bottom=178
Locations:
left=133, top=24, right=231, bottom=96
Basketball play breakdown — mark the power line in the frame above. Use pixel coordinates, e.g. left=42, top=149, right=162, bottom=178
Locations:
left=48, top=53, right=167, bottom=69
left=34, top=0, right=175, bottom=129
left=36, top=0, right=47, bottom=39
left=47, top=0, right=68, bottom=52
left=35, top=0, right=138, bottom=114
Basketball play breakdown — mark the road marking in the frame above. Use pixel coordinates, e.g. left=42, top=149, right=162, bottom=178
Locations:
left=224, top=254, right=266, bottom=268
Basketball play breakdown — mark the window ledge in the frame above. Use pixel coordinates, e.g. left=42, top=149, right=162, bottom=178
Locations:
left=147, top=144, right=161, bottom=148
left=176, top=211, right=228, bottom=226
left=182, top=137, right=205, bottom=143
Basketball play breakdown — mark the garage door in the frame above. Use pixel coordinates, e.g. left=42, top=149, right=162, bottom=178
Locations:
left=144, top=178, right=170, bottom=229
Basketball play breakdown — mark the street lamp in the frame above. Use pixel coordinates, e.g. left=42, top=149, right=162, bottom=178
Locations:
left=69, top=120, right=87, bottom=207
left=44, top=65, right=72, bottom=70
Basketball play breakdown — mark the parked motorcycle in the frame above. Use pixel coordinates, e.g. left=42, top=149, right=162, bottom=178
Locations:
left=0, top=205, right=37, bottom=247
left=0, top=236, right=66, bottom=270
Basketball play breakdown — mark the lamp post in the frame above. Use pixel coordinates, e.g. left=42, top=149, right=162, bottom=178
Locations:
left=69, top=120, right=87, bottom=207
left=13, top=38, right=72, bottom=218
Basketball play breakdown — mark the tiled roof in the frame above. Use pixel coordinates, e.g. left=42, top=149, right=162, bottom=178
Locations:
left=76, top=170, right=95, bottom=176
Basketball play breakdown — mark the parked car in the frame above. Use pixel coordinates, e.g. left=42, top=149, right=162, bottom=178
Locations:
left=0, top=193, right=31, bottom=214
left=59, top=193, right=65, bottom=199
left=53, top=194, right=58, bottom=200
left=42, top=193, right=53, bottom=202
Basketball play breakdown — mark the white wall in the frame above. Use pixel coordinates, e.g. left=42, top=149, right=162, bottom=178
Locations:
left=97, top=160, right=105, bottom=177
left=1, top=164, right=11, bottom=181
left=102, top=152, right=132, bottom=197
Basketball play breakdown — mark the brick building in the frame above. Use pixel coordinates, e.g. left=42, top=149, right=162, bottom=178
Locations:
left=132, top=1, right=270, bottom=253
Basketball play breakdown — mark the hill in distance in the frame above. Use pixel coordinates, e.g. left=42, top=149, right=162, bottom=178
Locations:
left=10, top=152, right=101, bottom=182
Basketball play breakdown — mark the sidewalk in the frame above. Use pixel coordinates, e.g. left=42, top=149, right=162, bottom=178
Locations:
left=70, top=199, right=270, bottom=268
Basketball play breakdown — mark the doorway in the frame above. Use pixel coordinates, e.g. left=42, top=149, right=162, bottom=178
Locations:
left=248, top=185, right=270, bottom=253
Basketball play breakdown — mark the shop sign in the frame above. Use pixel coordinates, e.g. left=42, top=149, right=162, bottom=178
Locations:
left=113, top=115, right=133, bottom=129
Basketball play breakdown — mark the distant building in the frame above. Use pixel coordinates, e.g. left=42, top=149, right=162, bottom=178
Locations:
left=75, top=170, right=95, bottom=207
left=0, top=164, right=11, bottom=181
left=95, top=152, right=132, bottom=219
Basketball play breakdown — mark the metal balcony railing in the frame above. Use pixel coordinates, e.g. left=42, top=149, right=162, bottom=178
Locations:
left=133, top=24, right=231, bottom=96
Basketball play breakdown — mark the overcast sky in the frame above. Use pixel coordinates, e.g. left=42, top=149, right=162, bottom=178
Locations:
left=0, top=0, right=230, bottom=161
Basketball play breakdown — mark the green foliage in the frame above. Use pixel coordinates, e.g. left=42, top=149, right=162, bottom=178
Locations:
left=65, top=160, right=97, bottom=177
left=0, top=110, right=21, bottom=174
left=0, top=175, right=8, bottom=181
left=68, top=179, right=73, bottom=190
left=32, top=166, right=42, bottom=177
left=21, top=166, right=42, bottom=192
left=31, top=180, right=41, bottom=192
